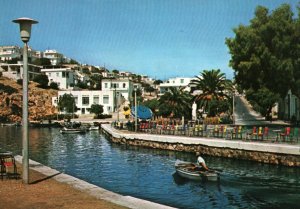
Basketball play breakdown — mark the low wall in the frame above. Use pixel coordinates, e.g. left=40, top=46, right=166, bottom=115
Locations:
left=101, top=125, right=300, bottom=167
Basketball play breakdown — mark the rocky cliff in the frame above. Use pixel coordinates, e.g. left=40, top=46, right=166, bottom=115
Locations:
left=0, top=77, right=57, bottom=122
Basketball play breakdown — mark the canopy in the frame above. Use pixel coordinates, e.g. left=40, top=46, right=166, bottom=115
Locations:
left=131, top=105, right=153, bottom=120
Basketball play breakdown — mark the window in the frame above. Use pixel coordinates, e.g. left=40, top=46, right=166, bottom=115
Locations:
left=105, top=83, right=108, bottom=88
left=56, top=72, right=59, bottom=77
left=74, top=96, right=78, bottom=104
left=180, top=79, right=184, bottom=84
left=66, top=72, right=69, bottom=78
left=103, top=95, right=109, bottom=104
left=62, top=72, right=66, bottom=78
left=93, top=96, right=99, bottom=104
left=48, top=73, right=51, bottom=77
left=123, top=83, right=126, bottom=88
left=82, top=96, right=89, bottom=105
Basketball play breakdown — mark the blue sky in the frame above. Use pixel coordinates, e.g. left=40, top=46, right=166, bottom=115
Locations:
left=1, top=0, right=299, bottom=80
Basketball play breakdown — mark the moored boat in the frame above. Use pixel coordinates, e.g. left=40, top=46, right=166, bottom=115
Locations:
left=60, top=127, right=86, bottom=134
left=88, top=126, right=99, bottom=131
left=175, top=160, right=220, bottom=182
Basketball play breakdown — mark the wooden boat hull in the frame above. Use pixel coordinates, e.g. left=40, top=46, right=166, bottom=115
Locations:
left=175, top=160, right=219, bottom=182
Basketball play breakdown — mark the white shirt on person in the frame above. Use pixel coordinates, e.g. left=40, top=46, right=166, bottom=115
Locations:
left=197, top=156, right=206, bottom=168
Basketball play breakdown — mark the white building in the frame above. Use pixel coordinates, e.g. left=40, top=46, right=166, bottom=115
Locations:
left=101, top=78, right=134, bottom=102
left=52, top=90, right=116, bottom=115
left=159, top=77, right=193, bottom=95
left=43, top=50, right=64, bottom=65
left=41, top=68, right=75, bottom=89
left=0, top=46, right=22, bottom=62
left=0, top=62, right=42, bottom=80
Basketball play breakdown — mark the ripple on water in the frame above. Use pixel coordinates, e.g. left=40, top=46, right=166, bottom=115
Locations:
left=0, top=127, right=300, bottom=209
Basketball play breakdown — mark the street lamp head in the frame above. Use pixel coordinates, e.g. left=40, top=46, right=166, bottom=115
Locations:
left=13, top=17, right=38, bottom=43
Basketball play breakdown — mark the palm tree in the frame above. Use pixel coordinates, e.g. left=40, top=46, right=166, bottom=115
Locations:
left=158, top=87, right=192, bottom=119
left=191, top=69, right=233, bottom=116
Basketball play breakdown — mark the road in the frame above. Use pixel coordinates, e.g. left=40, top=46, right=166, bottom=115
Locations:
left=234, top=95, right=287, bottom=126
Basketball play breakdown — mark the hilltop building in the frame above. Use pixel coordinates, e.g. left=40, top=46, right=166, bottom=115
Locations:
left=41, top=68, right=75, bottom=90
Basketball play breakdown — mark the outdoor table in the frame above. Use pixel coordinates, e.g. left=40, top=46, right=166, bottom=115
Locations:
left=272, top=129, right=282, bottom=142
left=226, top=127, right=234, bottom=139
left=0, top=152, right=17, bottom=179
left=206, top=125, right=215, bottom=137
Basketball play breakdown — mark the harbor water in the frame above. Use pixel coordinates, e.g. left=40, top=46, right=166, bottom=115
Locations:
left=0, top=126, right=299, bottom=209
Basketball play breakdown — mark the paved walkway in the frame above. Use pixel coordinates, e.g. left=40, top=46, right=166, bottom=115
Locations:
left=102, top=124, right=300, bottom=156
left=9, top=156, right=176, bottom=209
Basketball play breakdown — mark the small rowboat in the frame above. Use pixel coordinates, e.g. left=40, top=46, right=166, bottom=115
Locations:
left=60, top=127, right=86, bottom=134
left=175, top=160, right=220, bottom=182
left=88, top=126, right=99, bottom=131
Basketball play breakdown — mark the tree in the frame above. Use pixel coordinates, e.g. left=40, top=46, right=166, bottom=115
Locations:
left=145, top=85, right=155, bottom=95
left=158, top=87, right=192, bottom=119
left=191, top=69, right=232, bottom=116
left=31, top=58, right=51, bottom=66
left=246, top=88, right=280, bottom=118
left=89, top=74, right=102, bottom=90
left=82, top=67, right=90, bottom=75
left=49, top=82, right=59, bottom=90
left=153, top=79, right=163, bottom=85
left=226, top=4, right=299, bottom=110
left=33, top=74, right=49, bottom=88
left=90, top=104, right=104, bottom=118
left=112, top=69, right=119, bottom=74
left=57, top=94, right=77, bottom=114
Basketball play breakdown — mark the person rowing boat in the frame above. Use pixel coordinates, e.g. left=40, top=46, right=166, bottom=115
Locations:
left=193, top=152, right=210, bottom=172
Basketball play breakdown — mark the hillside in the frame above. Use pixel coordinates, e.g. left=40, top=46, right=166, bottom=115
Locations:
left=0, top=77, right=57, bottom=122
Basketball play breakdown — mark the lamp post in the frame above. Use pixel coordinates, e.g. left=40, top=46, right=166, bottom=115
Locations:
left=13, top=17, right=38, bottom=184
left=134, top=87, right=137, bottom=132
left=232, top=89, right=235, bottom=125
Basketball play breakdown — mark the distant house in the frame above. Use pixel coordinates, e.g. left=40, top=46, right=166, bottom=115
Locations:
left=101, top=78, right=134, bottom=102
left=43, top=50, right=64, bottom=66
left=41, top=68, right=75, bottom=90
left=52, top=90, right=116, bottom=115
left=0, top=62, right=42, bottom=80
left=159, top=77, right=193, bottom=95
left=0, top=46, right=22, bottom=62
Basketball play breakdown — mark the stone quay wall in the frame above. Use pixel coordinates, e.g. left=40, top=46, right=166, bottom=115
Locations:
left=101, top=125, right=300, bottom=167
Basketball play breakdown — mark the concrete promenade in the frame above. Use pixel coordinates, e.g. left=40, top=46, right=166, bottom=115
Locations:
left=102, top=124, right=300, bottom=156
left=12, top=156, right=176, bottom=209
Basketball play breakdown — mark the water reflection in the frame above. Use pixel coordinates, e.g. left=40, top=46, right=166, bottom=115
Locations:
left=0, top=126, right=299, bottom=209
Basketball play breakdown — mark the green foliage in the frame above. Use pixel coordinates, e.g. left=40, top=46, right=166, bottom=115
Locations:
left=89, top=74, right=102, bottom=90
left=142, top=99, right=159, bottom=114
left=191, top=69, right=232, bottom=116
left=33, top=74, right=49, bottom=88
left=75, top=81, right=88, bottom=89
left=153, top=79, right=163, bottom=85
left=31, top=58, right=51, bottom=66
left=0, top=83, right=18, bottom=94
left=144, top=85, right=155, bottom=95
left=49, top=82, right=59, bottom=90
left=246, top=88, right=280, bottom=118
left=90, top=104, right=104, bottom=118
left=7, top=58, right=20, bottom=64
left=17, top=79, right=23, bottom=85
left=57, top=94, right=77, bottom=114
left=112, top=69, right=119, bottom=74
left=158, top=87, right=192, bottom=119
left=82, top=67, right=90, bottom=75
left=226, top=4, right=299, bottom=100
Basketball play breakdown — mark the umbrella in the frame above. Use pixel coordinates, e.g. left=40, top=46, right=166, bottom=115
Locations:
left=131, top=105, right=153, bottom=120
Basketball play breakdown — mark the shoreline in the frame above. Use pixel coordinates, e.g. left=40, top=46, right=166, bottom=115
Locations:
left=5, top=156, right=175, bottom=209
left=101, top=124, right=300, bottom=167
